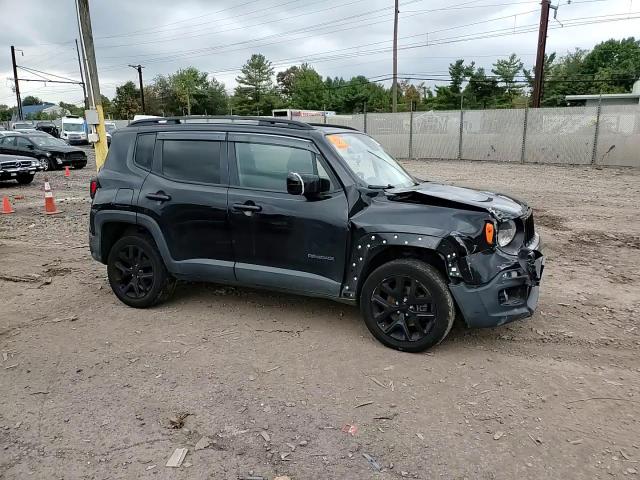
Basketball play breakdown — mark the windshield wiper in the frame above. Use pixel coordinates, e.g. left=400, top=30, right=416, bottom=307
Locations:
left=367, top=184, right=395, bottom=190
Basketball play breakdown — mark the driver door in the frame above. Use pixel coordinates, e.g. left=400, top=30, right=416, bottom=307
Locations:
left=227, top=133, right=349, bottom=297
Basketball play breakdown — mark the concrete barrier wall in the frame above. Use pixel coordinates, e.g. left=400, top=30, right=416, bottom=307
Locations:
left=301, top=106, right=640, bottom=168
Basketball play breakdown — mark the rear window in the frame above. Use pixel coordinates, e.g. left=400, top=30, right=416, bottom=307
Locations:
left=162, top=140, right=221, bottom=184
left=134, top=133, right=155, bottom=170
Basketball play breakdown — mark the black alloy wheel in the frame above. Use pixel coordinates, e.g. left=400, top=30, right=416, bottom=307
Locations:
left=360, top=259, right=455, bottom=352
left=38, top=157, right=49, bottom=171
left=371, top=275, right=437, bottom=342
left=112, top=244, right=154, bottom=300
left=107, top=234, right=175, bottom=308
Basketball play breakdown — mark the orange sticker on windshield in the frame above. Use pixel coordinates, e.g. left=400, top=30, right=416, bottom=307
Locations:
left=327, top=134, right=349, bottom=149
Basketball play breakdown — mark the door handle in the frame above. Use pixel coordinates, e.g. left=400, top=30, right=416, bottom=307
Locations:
left=232, top=203, right=262, bottom=212
left=146, top=192, right=171, bottom=202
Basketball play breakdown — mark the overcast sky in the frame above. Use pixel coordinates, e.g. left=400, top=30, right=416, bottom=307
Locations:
left=1, top=0, right=639, bottom=108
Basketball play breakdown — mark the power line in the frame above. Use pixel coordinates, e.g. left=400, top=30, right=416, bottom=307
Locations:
left=95, top=3, right=633, bottom=75
left=171, top=12, right=640, bottom=80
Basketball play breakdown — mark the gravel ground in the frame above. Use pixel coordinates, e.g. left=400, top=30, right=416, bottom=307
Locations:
left=1, top=150, right=639, bottom=479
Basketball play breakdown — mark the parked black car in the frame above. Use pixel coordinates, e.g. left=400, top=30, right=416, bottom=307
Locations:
left=0, top=132, right=87, bottom=171
left=35, top=121, right=60, bottom=138
left=0, top=153, right=43, bottom=184
left=89, top=116, right=543, bottom=352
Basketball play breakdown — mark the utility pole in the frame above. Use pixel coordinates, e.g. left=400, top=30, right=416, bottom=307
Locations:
left=75, top=39, right=89, bottom=110
left=10, top=46, right=23, bottom=120
left=128, top=64, right=145, bottom=114
left=76, top=0, right=109, bottom=170
left=392, top=0, right=399, bottom=113
left=532, top=0, right=551, bottom=108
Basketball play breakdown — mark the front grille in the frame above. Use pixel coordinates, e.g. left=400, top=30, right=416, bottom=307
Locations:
left=66, top=152, right=86, bottom=162
left=0, top=160, right=32, bottom=169
left=523, top=212, right=535, bottom=245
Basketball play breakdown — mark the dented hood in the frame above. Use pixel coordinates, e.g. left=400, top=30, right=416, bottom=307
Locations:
left=386, top=182, right=529, bottom=220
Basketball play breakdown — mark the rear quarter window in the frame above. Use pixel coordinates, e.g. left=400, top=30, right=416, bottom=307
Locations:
left=134, top=133, right=156, bottom=171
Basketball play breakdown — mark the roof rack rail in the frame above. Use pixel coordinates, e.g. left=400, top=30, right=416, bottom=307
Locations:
left=305, top=122, right=360, bottom=131
left=128, top=115, right=314, bottom=130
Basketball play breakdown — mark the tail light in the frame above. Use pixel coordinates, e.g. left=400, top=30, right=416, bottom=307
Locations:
left=89, top=178, right=100, bottom=199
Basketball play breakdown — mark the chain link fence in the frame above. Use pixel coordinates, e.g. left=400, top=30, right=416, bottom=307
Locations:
left=304, top=105, right=640, bottom=167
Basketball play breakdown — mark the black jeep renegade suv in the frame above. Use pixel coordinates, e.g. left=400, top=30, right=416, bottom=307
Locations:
left=89, top=116, right=543, bottom=352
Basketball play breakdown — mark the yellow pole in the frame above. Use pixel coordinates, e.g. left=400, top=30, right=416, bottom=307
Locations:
left=77, top=0, right=108, bottom=171
left=94, top=105, right=108, bottom=170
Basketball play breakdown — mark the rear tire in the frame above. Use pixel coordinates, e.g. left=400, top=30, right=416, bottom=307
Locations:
left=360, top=259, right=455, bottom=353
left=16, top=174, right=34, bottom=185
left=107, top=234, right=175, bottom=308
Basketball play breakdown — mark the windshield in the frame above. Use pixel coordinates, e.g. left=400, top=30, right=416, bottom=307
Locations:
left=327, top=133, right=415, bottom=188
left=30, top=135, right=68, bottom=147
left=105, top=124, right=116, bottom=133
left=64, top=123, right=84, bottom=132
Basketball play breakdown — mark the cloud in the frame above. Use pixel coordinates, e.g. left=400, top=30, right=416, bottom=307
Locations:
left=1, top=0, right=638, bottom=109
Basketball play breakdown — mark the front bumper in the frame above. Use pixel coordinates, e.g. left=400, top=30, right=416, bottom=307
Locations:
left=449, top=241, right=544, bottom=328
left=0, top=165, right=42, bottom=180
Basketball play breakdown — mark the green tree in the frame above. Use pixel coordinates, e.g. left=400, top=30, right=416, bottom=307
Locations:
left=22, top=96, right=43, bottom=106
left=289, top=64, right=325, bottom=109
left=100, top=94, right=113, bottom=118
left=399, top=80, right=422, bottom=110
left=172, top=67, right=203, bottom=115
left=58, top=101, right=83, bottom=116
left=491, top=53, right=524, bottom=104
left=0, top=104, right=13, bottom=121
left=431, top=59, right=475, bottom=109
left=276, top=65, right=301, bottom=99
left=112, top=81, right=141, bottom=119
left=581, top=37, right=640, bottom=93
left=232, top=54, right=281, bottom=115
left=150, top=75, right=180, bottom=115
left=464, top=68, right=504, bottom=109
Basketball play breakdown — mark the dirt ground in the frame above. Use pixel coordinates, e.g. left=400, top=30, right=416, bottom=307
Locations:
left=1, top=151, right=639, bottom=480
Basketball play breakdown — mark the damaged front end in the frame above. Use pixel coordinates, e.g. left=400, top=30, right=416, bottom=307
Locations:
left=388, top=183, right=545, bottom=328
left=444, top=231, right=544, bottom=328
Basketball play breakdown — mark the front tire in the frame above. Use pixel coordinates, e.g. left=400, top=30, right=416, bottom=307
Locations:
left=38, top=157, right=50, bottom=171
left=360, top=259, right=455, bottom=353
left=16, top=174, right=34, bottom=185
left=107, top=234, right=175, bottom=308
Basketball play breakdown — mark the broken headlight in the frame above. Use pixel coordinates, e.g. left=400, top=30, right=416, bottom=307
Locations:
left=497, top=220, right=517, bottom=247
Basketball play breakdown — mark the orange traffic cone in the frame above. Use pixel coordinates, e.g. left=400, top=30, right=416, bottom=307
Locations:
left=64, top=166, right=71, bottom=178
left=43, top=180, right=60, bottom=215
left=1, top=196, right=14, bottom=214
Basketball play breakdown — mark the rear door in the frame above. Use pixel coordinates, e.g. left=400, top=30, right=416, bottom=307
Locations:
left=0, top=136, right=18, bottom=155
left=227, top=133, right=349, bottom=297
left=137, top=131, right=233, bottom=281
left=14, top=136, right=37, bottom=159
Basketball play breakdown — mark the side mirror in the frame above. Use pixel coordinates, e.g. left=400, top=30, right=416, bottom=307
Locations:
left=287, top=172, right=330, bottom=197
left=26, top=144, right=35, bottom=150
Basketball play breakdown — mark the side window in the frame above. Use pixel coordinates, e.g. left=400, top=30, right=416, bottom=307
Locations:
left=162, top=139, right=221, bottom=184
left=134, top=133, right=155, bottom=171
left=235, top=142, right=332, bottom=192
left=16, top=137, right=32, bottom=148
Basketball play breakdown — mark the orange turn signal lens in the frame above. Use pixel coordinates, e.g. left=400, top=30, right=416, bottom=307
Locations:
left=485, top=222, right=495, bottom=245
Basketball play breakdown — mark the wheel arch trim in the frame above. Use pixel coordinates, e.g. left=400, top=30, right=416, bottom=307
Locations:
left=341, top=232, right=448, bottom=300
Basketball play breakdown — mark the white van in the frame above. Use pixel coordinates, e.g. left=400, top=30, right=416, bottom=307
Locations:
left=104, top=121, right=117, bottom=145
left=61, top=116, right=87, bottom=145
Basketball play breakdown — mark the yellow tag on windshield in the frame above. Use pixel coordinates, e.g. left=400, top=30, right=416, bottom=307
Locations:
left=327, top=134, right=349, bottom=149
